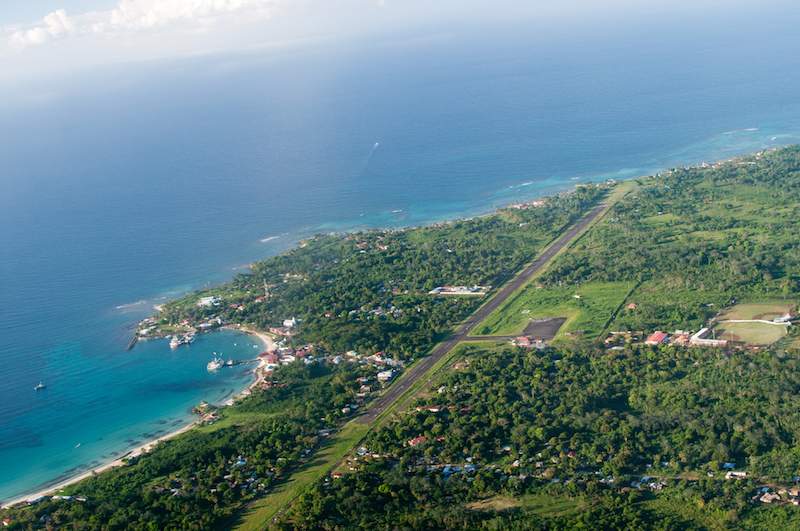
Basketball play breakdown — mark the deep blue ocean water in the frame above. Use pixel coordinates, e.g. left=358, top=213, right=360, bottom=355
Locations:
left=2, top=12, right=800, bottom=501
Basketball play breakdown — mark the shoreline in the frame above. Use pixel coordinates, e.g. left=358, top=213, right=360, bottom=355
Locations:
left=1, top=422, right=197, bottom=509
left=1, top=327, right=276, bottom=509
left=222, top=325, right=278, bottom=394
left=1, top=147, right=785, bottom=510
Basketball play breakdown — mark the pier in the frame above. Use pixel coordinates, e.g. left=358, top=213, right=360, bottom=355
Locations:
left=126, top=335, right=138, bottom=351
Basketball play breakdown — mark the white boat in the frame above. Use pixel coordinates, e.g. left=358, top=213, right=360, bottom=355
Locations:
left=170, top=332, right=195, bottom=349
left=34, top=381, right=46, bottom=391
left=207, top=356, right=224, bottom=372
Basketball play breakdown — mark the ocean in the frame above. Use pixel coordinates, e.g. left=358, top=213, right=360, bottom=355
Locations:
left=2, top=13, right=800, bottom=501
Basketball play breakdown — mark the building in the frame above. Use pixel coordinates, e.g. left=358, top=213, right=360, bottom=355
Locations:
left=645, top=331, right=668, bottom=346
left=690, top=328, right=728, bottom=348
left=513, top=336, right=532, bottom=348
left=259, top=352, right=278, bottom=364
left=197, top=296, right=221, bottom=308
left=670, top=330, right=691, bottom=346
left=428, top=285, right=490, bottom=296
left=377, top=369, right=395, bottom=382
left=725, top=471, right=747, bottom=480
left=759, top=492, right=782, bottom=504
left=407, top=435, right=428, bottom=447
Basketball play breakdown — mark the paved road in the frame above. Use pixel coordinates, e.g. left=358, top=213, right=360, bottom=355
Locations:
left=359, top=202, right=608, bottom=423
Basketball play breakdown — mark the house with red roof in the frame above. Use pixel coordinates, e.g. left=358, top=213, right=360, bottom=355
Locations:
left=407, top=435, right=428, bottom=447
left=645, top=331, right=669, bottom=346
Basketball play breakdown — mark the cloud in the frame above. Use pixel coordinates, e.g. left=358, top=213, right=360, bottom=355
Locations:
left=8, top=0, right=276, bottom=50
left=10, top=9, right=75, bottom=48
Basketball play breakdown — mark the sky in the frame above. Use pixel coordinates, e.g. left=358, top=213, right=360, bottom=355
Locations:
left=0, top=0, right=795, bottom=86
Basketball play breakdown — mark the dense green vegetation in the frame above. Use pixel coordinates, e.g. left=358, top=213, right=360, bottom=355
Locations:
left=1, top=363, right=380, bottom=529
left=8, top=147, right=800, bottom=529
left=1, top=187, right=605, bottom=529
left=158, top=186, right=604, bottom=359
left=541, top=148, right=800, bottom=334
left=279, top=342, right=800, bottom=529
left=274, top=148, right=800, bottom=530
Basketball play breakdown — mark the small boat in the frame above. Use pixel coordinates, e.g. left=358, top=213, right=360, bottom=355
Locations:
left=170, top=332, right=195, bottom=350
left=75, top=443, right=81, bottom=448
left=207, top=356, right=224, bottom=372
left=34, top=382, right=46, bottom=391
left=225, top=359, right=234, bottom=367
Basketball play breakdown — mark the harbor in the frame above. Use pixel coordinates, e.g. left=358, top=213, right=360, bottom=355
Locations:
left=1, top=329, right=264, bottom=505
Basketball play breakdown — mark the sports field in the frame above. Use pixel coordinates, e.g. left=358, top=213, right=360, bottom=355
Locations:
left=717, top=302, right=793, bottom=321
left=715, top=321, right=788, bottom=345
left=713, top=301, right=794, bottom=345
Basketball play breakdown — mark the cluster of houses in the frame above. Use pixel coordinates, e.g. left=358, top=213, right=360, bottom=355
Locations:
left=753, top=486, right=800, bottom=505
left=644, top=328, right=728, bottom=348
left=252, top=334, right=403, bottom=418
left=512, top=336, right=547, bottom=349
left=137, top=315, right=223, bottom=340
left=630, top=476, right=667, bottom=491
left=268, top=317, right=299, bottom=338
left=354, top=238, right=391, bottom=253
left=509, top=199, right=547, bottom=210
left=604, top=327, right=730, bottom=350
left=257, top=344, right=315, bottom=372
left=153, top=454, right=275, bottom=500
left=347, top=305, right=405, bottom=319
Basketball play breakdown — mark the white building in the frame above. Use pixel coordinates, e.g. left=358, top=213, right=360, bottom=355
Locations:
left=197, top=296, right=221, bottom=308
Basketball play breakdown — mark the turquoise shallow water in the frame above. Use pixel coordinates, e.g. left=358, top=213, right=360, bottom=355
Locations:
left=1, top=330, right=261, bottom=501
left=2, top=10, right=800, bottom=501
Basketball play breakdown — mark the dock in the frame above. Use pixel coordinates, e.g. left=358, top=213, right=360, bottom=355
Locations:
left=126, top=335, right=138, bottom=351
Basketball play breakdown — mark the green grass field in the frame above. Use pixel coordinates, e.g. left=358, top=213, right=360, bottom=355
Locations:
left=194, top=411, right=275, bottom=434
left=712, top=301, right=794, bottom=345
left=474, top=281, right=634, bottom=338
left=718, top=302, right=794, bottom=321
left=641, top=493, right=730, bottom=530
left=715, top=321, right=788, bottom=345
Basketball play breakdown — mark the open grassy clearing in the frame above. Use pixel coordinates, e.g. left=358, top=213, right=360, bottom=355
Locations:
left=192, top=411, right=280, bottom=434
left=466, top=493, right=588, bottom=517
left=474, top=281, right=633, bottom=338
left=641, top=494, right=730, bottom=531
left=643, top=212, right=681, bottom=225
left=710, top=301, right=795, bottom=345
left=718, top=302, right=794, bottom=321
left=716, top=321, right=788, bottom=345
